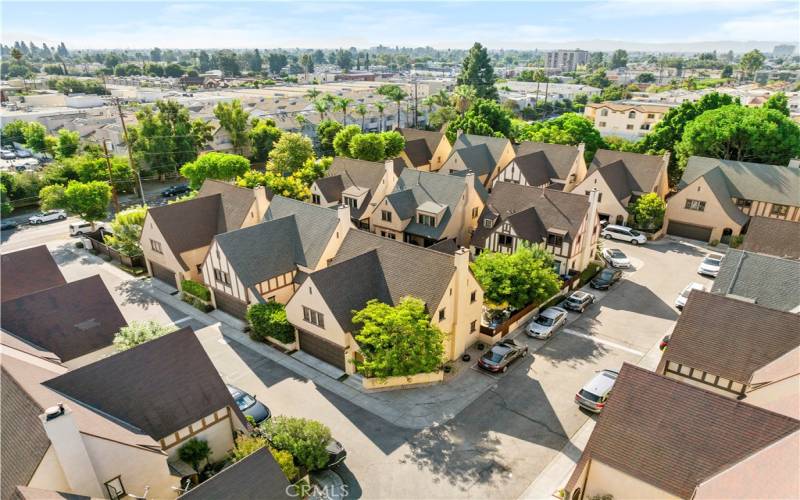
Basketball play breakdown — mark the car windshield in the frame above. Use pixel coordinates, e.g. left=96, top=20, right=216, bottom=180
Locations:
left=578, top=389, right=601, bottom=402
left=703, top=257, right=720, bottom=266
left=535, top=315, right=554, bottom=326
left=566, top=296, right=582, bottom=304
left=599, top=270, right=614, bottom=280
left=680, top=287, right=693, bottom=298
left=629, top=229, right=641, bottom=236
left=609, top=250, right=625, bottom=258
left=232, top=392, right=256, bottom=411
left=485, top=350, right=504, bottom=363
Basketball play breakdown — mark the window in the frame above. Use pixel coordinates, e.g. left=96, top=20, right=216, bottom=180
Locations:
left=626, top=124, right=634, bottom=130
left=470, top=320, right=477, bottom=333
left=302, top=306, right=325, bottom=327
left=735, top=198, right=752, bottom=209
left=438, top=308, right=446, bottom=321
left=213, top=268, right=230, bottom=285
left=684, top=199, right=706, bottom=212
left=483, top=218, right=493, bottom=228
left=547, top=233, right=564, bottom=247
left=771, top=204, right=789, bottom=216
left=150, top=239, right=162, bottom=254
left=600, top=109, right=608, bottom=116
left=470, top=291, right=477, bottom=303
left=472, top=207, right=479, bottom=218
left=598, top=121, right=607, bottom=127
left=196, top=264, right=202, bottom=273
left=381, top=210, right=392, bottom=222
left=628, top=111, right=636, bottom=119
left=497, top=234, right=514, bottom=247
left=418, top=213, right=435, bottom=227
left=640, top=123, right=651, bottom=130
left=344, top=196, right=358, bottom=210
left=585, top=190, right=602, bottom=202
left=647, top=113, right=655, bottom=119
left=311, top=194, right=321, bottom=204
left=104, top=476, right=126, bottom=500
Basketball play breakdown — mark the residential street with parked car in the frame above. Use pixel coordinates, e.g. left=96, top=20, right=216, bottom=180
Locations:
left=1, top=224, right=717, bottom=499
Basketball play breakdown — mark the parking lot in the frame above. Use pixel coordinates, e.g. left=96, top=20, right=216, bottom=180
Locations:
left=5, top=228, right=717, bottom=499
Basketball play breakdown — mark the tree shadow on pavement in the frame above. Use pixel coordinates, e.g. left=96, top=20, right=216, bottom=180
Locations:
left=114, top=279, right=160, bottom=306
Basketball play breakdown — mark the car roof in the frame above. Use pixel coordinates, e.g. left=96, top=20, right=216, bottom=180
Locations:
left=605, top=224, right=631, bottom=230
left=570, top=291, right=590, bottom=299
left=581, top=370, right=618, bottom=395
left=541, top=307, right=566, bottom=318
left=608, top=248, right=626, bottom=255
left=706, top=253, right=724, bottom=260
left=491, top=345, right=512, bottom=355
left=684, top=282, right=705, bottom=291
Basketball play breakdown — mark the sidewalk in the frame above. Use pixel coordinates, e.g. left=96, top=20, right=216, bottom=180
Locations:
left=519, top=329, right=669, bottom=499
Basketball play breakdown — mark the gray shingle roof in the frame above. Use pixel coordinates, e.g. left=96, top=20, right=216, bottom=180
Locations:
left=265, top=196, right=343, bottom=270
left=320, top=157, right=393, bottom=219
left=741, top=217, right=800, bottom=259
left=398, top=128, right=444, bottom=166
left=448, top=145, right=496, bottom=178
left=1, top=275, right=127, bottom=362
left=310, top=230, right=457, bottom=331
left=455, top=133, right=510, bottom=166
left=471, top=182, right=590, bottom=248
left=178, top=447, right=291, bottom=500
left=315, top=175, right=345, bottom=202
left=680, top=156, right=800, bottom=206
left=711, top=249, right=800, bottom=312
left=665, top=290, right=800, bottom=383
left=566, top=363, right=800, bottom=499
left=197, top=180, right=266, bottom=230
left=589, top=149, right=666, bottom=202
left=1, top=245, right=66, bottom=303
left=701, top=167, right=750, bottom=226
left=43, top=327, right=243, bottom=441
left=514, top=141, right=580, bottom=180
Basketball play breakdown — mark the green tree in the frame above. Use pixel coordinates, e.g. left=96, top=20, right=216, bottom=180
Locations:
left=763, top=92, right=790, bottom=116
left=636, top=72, right=656, bottom=83
left=23, top=122, right=49, bottom=153
left=457, top=42, right=498, bottom=100
left=604, top=135, right=641, bottom=153
left=230, top=436, right=299, bottom=482
left=247, top=302, right=295, bottom=344
left=40, top=180, right=111, bottom=225
left=178, top=438, right=212, bottom=472
left=377, top=85, right=408, bottom=128
left=332, top=124, right=362, bottom=157
left=610, top=49, right=628, bottom=69
left=263, top=416, right=332, bottom=471
left=180, top=153, right=250, bottom=189
left=381, top=131, right=405, bottom=158
left=628, top=192, right=666, bottom=231
left=0, top=184, right=12, bottom=217
left=349, top=133, right=385, bottom=161
left=335, top=97, right=354, bottom=126
left=445, top=98, right=513, bottom=143
left=214, top=99, right=250, bottom=155
left=470, top=243, right=562, bottom=310
left=267, top=52, right=288, bottom=75
left=374, top=101, right=387, bottom=132
left=55, top=129, right=80, bottom=158
left=352, top=297, right=445, bottom=378
left=268, top=132, right=314, bottom=175
left=721, top=65, right=734, bottom=78
left=316, top=119, right=343, bottom=156
left=113, top=320, right=176, bottom=351
left=105, top=205, right=147, bottom=257
left=248, top=118, right=282, bottom=162
left=451, top=84, right=478, bottom=115
left=675, top=105, right=800, bottom=169
left=739, top=50, right=765, bottom=81
left=355, top=104, right=368, bottom=131
left=516, top=113, right=605, bottom=161
left=2, top=120, right=28, bottom=144
left=582, top=68, right=610, bottom=89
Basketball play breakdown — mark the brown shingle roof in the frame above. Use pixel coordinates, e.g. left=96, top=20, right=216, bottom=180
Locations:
left=178, top=448, right=290, bottom=500
left=43, top=327, right=244, bottom=441
left=1, top=275, right=127, bottom=362
left=513, top=141, right=580, bottom=181
left=397, top=128, right=444, bottom=166
left=660, top=291, right=800, bottom=384
left=566, top=363, right=800, bottom=499
left=196, top=179, right=266, bottom=230
left=589, top=149, right=666, bottom=201
left=1, top=245, right=66, bottom=303
left=741, top=217, right=800, bottom=259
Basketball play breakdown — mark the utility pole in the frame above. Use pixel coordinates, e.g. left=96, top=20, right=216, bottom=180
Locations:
left=114, top=97, right=146, bottom=205
left=412, top=76, right=419, bottom=128
left=102, top=140, right=120, bottom=213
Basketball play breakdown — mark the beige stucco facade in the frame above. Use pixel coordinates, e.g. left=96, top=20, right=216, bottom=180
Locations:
left=493, top=144, right=588, bottom=192
left=572, top=172, right=631, bottom=225
left=399, top=136, right=452, bottom=172
left=585, top=102, right=671, bottom=140
left=664, top=176, right=746, bottom=242
left=575, top=459, right=680, bottom=500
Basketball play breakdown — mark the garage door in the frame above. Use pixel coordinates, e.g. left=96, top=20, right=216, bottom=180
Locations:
left=298, top=329, right=346, bottom=371
left=213, top=289, right=248, bottom=319
left=150, top=261, right=177, bottom=288
left=667, top=220, right=713, bottom=242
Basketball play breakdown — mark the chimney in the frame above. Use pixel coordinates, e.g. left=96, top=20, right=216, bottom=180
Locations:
left=451, top=246, right=475, bottom=359
left=40, top=405, right=105, bottom=498
left=579, top=188, right=601, bottom=271
left=384, top=158, right=399, bottom=189
left=456, top=128, right=464, bottom=140
left=253, top=185, right=270, bottom=219
left=576, top=142, right=586, bottom=161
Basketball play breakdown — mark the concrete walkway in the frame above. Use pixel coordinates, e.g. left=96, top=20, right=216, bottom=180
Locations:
left=519, top=330, right=670, bottom=499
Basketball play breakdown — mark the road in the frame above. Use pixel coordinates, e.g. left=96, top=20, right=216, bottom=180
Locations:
left=6, top=224, right=716, bottom=499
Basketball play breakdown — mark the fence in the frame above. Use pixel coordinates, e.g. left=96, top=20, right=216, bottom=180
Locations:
left=84, top=229, right=144, bottom=269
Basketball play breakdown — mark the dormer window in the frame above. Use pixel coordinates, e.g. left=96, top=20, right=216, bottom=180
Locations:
left=418, top=214, right=435, bottom=227
left=311, top=194, right=321, bottom=204
left=344, top=196, right=358, bottom=210
left=483, top=218, right=493, bottom=228
left=547, top=233, right=564, bottom=247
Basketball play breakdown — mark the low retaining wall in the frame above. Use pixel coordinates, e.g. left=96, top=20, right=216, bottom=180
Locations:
left=362, top=371, right=444, bottom=392
left=266, top=335, right=298, bottom=352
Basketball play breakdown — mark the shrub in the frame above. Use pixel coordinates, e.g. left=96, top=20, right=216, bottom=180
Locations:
left=579, top=262, right=603, bottom=285
left=181, top=279, right=211, bottom=301
left=75, top=241, right=84, bottom=249
left=709, top=239, right=719, bottom=247
left=263, top=416, right=332, bottom=471
left=179, top=438, right=212, bottom=471
left=113, top=320, right=176, bottom=351
left=730, top=235, right=744, bottom=248
left=247, top=302, right=295, bottom=344
left=101, top=254, right=112, bottom=262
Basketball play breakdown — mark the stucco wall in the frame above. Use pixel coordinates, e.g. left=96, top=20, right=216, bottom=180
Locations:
left=664, top=176, right=745, bottom=242
left=285, top=277, right=349, bottom=348
left=585, top=459, right=680, bottom=500
left=745, top=374, right=800, bottom=419
left=164, top=413, right=236, bottom=466
left=140, top=212, right=184, bottom=275
left=572, top=172, right=629, bottom=224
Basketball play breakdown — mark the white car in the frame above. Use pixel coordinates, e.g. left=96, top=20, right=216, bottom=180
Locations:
left=527, top=307, right=568, bottom=339
left=697, top=253, right=723, bottom=277
left=28, top=209, right=67, bottom=224
left=675, top=282, right=707, bottom=309
left=601, top=225, right=647, bottom=245
left=602, top=248, right=631, bottom=268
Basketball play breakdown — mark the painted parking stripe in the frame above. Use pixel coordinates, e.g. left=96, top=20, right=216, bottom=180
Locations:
left=561, top=328, right=644, bottom=356
left=170, top=316, right=193, bottom=326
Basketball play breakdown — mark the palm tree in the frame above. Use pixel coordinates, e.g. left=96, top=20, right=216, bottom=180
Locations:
left=431, top=89, right=450, bottom=107
left=390, top=89, right=407, bottom=129
left=451, top=85, right=476, bottom=116
left=336, top=97, right=353, bottom=126
left=305, top=88, right=321, bottom=101
left=313, top=99, right=328, bottom=121
left=355, top=104, right=368, bottom=131
left=421, top=96, right=435, bottom=128
left=322, top=93, right=337, bottom=109
left=375, top=102, right=386, bottom=132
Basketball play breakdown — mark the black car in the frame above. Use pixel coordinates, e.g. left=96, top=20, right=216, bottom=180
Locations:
left=161, top=184, right=192, bottom=197
left=590, top=268, right=623, bottom=290
left=227, top=384, right=271, bottom=425
left=325, top=439, right=347, bottom=468
left=1, top=221, right=18, bottom=231
left=478, top=338, right=529, bottom=373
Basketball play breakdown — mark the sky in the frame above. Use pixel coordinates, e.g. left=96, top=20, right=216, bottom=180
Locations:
left=2, top=0, right=798, bottom=51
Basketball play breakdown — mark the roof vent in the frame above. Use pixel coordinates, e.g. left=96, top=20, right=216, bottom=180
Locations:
left=45, top=403, right=65, bottom=421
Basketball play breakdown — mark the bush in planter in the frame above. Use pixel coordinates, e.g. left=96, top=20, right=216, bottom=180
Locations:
left=181, top=279, right=211, bottom=301
left=246, top=302, right=295, bottom=344
left=178, top=438, right=212, bottom=472
left=730, top=235, right=744, bottom=248
left=230, top=435, right=299, bottom=482
left=262, top=416, right=331, bottom=471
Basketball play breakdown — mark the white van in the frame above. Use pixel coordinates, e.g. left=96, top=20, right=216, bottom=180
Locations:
left=600, top=224, right=647, bottom=245
left=69, top=221, right=104, bottom=236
